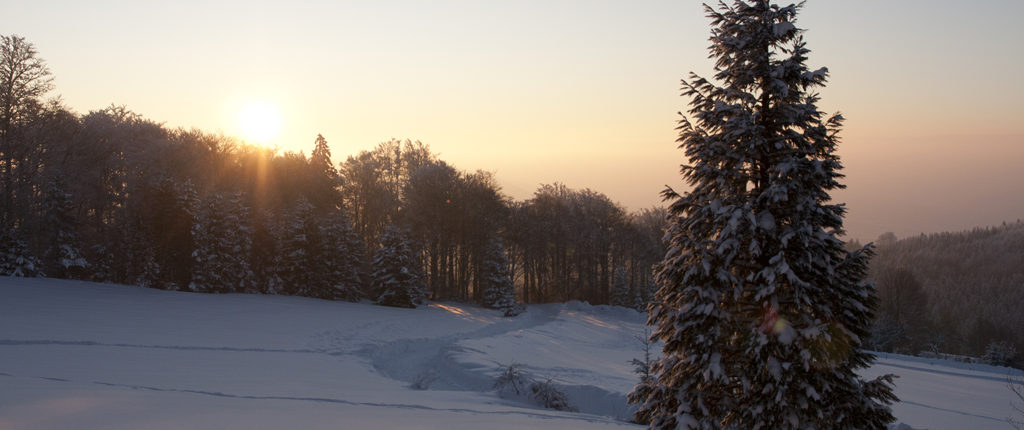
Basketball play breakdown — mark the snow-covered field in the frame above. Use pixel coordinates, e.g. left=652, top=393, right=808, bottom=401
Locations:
left=1, top=278, right=1021, bottom=429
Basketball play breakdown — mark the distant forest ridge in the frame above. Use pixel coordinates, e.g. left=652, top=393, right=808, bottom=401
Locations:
left=865, top=221, right=1024, bottom=362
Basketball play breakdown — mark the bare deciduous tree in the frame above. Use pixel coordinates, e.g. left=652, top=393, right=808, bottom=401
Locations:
left=1, top=34, right=53, bottom=224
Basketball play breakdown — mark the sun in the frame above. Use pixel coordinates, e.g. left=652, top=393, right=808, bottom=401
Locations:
left=237, top=102, right=282, bottom=144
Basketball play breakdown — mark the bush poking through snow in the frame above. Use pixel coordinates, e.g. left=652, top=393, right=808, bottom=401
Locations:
left=493, top=362, right=577, bottom=412
left=529, top=378, right=577, bottom=412
left=983, top=341, right=1018, bottom=367
left=502, top=304, right=525, bottom=317
left=410, top=370, right=437, bottom=390
left=493, top=362, right=530, bottom=397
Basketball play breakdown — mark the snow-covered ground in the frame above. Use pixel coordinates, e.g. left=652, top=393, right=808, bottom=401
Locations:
left=1, top=278, right=1020, bottom=429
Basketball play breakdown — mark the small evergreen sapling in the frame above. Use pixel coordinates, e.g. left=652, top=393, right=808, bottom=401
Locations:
left=631, top=328, right=655, bottom=385
left=633, top=279, right=654, bottom=313
left=629, top=327, right=656, bottom=425
left=610, top=265, right=632, bottom=308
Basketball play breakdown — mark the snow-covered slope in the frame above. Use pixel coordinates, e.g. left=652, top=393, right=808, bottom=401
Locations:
left=1, top=278, right=1020, bottom=429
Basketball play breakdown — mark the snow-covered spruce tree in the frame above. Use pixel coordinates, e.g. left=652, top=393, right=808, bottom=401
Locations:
left=135, top=246, right=161, bottom=289
left=0, top=225, right=42, bottom=277
left=340, top=214, right=366, bottom=294
left=175, top=179, right=200, bottom=289
left=42, top=177, right=87, bottom=278
left=479, top=235, right=519, bottom=316
left=277, top=196, right=317, bottom=296
left=187, top=194, right=217, bottom=293
left=610, top=265, right=633, bottom=308
left=629, top=2, right=896, bottom=429
left=88, top=243, right=114, bottom=283
left=317, top=209, right=364, bottom=301
left=189, top=192, right=255, bottom=293
left=253, top=208, right=285, bottom=294
left=982, top=341, right=1017, bottom=367
left=371, top=225, right=425, bottom=308
left=221, top=193, right=256, bottom=293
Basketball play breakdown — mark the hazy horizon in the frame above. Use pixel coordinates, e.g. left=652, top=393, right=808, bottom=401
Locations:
left=5, top=0, right=1022, bottom=242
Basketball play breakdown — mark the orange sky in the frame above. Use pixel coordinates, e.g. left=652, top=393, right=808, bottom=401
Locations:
left=4, top=0, right=1022, bottom=241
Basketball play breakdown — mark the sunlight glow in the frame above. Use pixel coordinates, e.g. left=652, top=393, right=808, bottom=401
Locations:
left=237, top=102, right=282, bottom=144
left=429, top=303, right=492, bottom=323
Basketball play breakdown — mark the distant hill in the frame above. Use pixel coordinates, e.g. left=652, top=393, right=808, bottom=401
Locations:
left=870, top=220, right=1024, bottom=356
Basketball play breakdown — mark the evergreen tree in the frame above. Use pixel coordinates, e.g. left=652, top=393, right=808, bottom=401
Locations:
left=123, top=228, right=154, bottom=288
left=188, top=194, right=218, bottom=293
left=88, top=243, right=114, bottom=283
left=175, top=179, right=199, bottom=289
left=311, top=133, right=338, bottom=179
left=139, top=177, right=197, bottom=290
left=219, top=193, right=256, bottom=293
left=309, top=133, right=342, bottom=210
left=981, top=341, right=1017, bottom=367
left=252, top=208, right=284, bottom=294
left=479, top=235, right=519, bottom=316
left=629, top=2, right=895, bottom=428
left=277, top=196, right=317, bottom=296
left=135, top=246, right=161, bottom=289
left=633, top=274, right=656, bottom=313
left=0, top=225, right=42, bottom=277
left=340, top=212, right=367, bottom=296
left=610, top=265, right=632, bottom=308
left=316, top=208, right=364, bottom=301
left=41, top=177, right=87, bottom=278
left=188, top=191, right=255, bottom=293
left=371, top=225, right=425, bottom=308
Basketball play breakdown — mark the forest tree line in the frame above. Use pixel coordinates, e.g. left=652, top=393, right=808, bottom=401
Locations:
left=0, top=35, right=665, bottom=310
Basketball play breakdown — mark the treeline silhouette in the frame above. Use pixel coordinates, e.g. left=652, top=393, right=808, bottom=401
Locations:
left=861, top=222, right=1024, bottom=365
left=0, top=35, right=664, bottom=307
